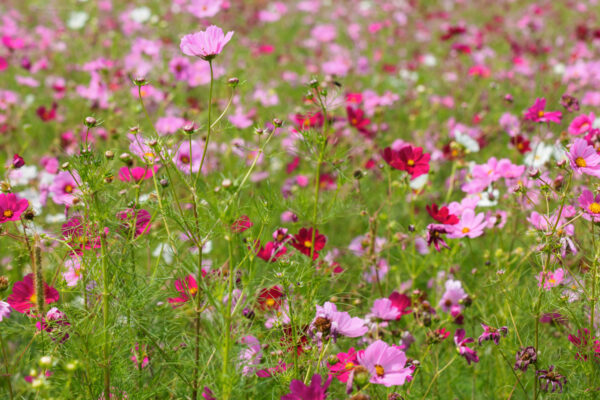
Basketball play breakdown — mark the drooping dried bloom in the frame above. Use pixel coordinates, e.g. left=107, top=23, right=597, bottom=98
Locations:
left=514, top=346, right=537, bottom=372
left=454, top=329, right=479, bottom=365
left=478, top=323, right=508, bottom=345
left=536, top=365, right=567, bottom=393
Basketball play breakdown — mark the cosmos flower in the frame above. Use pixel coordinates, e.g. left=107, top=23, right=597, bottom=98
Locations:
left=0, top=193, right=29, bottom=223
left=447, top=209, right=487, bottom=239
left=7, top=273, right=60, bottom=314
left=0, top=301, right=11, bottom=321
left=167, top=275, right=200, bottom=307
left=537, top=268, right=565, bottom=290
left=117, top=166, right=159, bottom=182
left=567, top=138, right=600, bottom=177
left=281, top=374, right=331, bottom=400
left=381, top=144, right=430, bottom=179
left=454, top=329, right=479, bottom=365
left=369, top=298, right=401, bottom=321
left=180, top=25, right=234, bottom=61
left=536, top=365, right=567, bottom=393
left=49, top=171, right=80, bottom=206
left=523, top=98, right=562, bottom=124
left=327, top=347, right=361, bottom=383
left=62, top=257, right=82, bottom=287
left=290, top=228, right=327, bottom=259
left=426, top=203, right=459, bottom=225
left=36, top=307, right=70, bottom=343
left=357, top=340, right=412, bottom=387
left=439, top=279, right=467, bottom=316
left=514, top=346, right=537, bottom=372
left=388, top=291, right=411, bottom=319
left=117, top=208, right=151, bottom=237
left=478, top=324, right=508, bottom=345
left=578, top=189, right=600, bottom=222
left=568, top=112, right=595, bottom=135
left=309, top=302, right=368, bottom=341
left=426, top=224, right=451, bottom=251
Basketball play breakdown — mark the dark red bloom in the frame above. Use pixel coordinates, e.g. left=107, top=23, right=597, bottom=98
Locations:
left=290, top=228, right=327, bottom=259
left=381, top=144, right=430, bottom=178
left=426, top=224, right=450, bottom=252
left=426, top=203, right=459, bottom=225
left=441, top=25, right=466, bottom=41
left=346, top=107, right=373, bottom=138
left=510, top=135, right=531, bottom=154
left=36, top=103, right=57, bottom=122
left=257, top=286, right=284, bottom=311
left=12, top=154, right=25, bottom=168
left=7, top=273, right=59, bottom=314
left=232, top=215, right=253, bottom=233
left=388, top=291, right=412, bottom=320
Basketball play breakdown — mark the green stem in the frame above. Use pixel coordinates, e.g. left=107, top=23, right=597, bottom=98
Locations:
left=100, top=236, right=110, bottom=400
left=421, top=355, right=457, bottom=400
left=221, top=236, right=235, bottom=400
left=0, top=333, right=14, bottom=400
left=195, top=60, right=214, bottom=189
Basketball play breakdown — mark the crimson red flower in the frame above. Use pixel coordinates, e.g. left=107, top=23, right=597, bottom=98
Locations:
left=510, top=135, right=531, bottom=154
left=346, top=107, right=373, bottom=138
left=257, top=286, right=284, bottom=311
left=294, top=112, right=324, bottom=131
left=232, top=215, right=253, bottom=233
left=36, top=103, right=57, bottom=122
left=381, top=144, right=430, bottom=178
left=290, top=228, right=327, bottom=259
left=7, top=273, right=59, bottom=314
left=426, top=203, right=459, bottom=225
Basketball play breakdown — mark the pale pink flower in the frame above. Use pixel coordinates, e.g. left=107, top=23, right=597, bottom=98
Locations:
left=180, top=25, right=234, bottom=61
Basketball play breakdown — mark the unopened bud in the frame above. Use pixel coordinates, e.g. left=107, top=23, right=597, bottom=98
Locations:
left=84, top=116, right=97, bottom=128
left=119, top=153, right=133, bottom=166
left=0, top=276, right=8, bottom=291
left=222, top=179, right=232, bottom=188
left=308, top=78, right=319, bottom=89
left=23, top=209, right=35, bottom=220
left=227, top=77, right=239, bottom=88
left=327, top=355, right=339, bottom=365
left=105, top=151, right=114, bottom=160
left=61, top=162, right=70, bottom=170
left=159, top=178, right=169, bottom=188
left=272, top=118, right=283, bottom=128
left=183, top=123, right=197, bottom=135
left=133, top=76, right=148, bottom=86
left=528, top=169, right=540, bottom=179
left=255, top=127, right=264, bottom=135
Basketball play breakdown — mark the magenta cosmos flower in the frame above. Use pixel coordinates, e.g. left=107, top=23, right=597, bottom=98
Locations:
left=567, top=138, right=600, bottom=177
left=310, top=301, right=367, bottom=341
left=524, top=98, right=562, bottom=124
left=454, top=329, right=479, bottom=365
left=7, top=273, right=59, bottom=314
left=0, top=193, right=29, bottom=223
left=281, top=374, right=331, bottom=400
left=49, top=171, right=80, bottom=206
left=578, top=189, right=600, bottom=222
left=568, top=112, right=595, bottom=135
left=180, top=25, right=234, bottom=61
left=117, top=208, right=151, bottom=237
left=357, top=340, right=412, bottom=387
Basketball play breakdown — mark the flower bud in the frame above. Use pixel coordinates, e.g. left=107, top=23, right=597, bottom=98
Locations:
left=0, top=276, right=8, bottom=292
left=133, top=76, right=148, bottom=86
left=39, top=356, right=53, bottom=368
left=23, top=209, right=35, bottom=220
left=255, top=127, right=264, bottom=135
left=308, top=78, right=319, bottom=89
left=183, top=123, right=197, bottom=135
left=159, top=178, right=169, bottom=188
left=227, top=77, right=239, bottom=88
left=12, top=154, right=25, bottom=169
left=353, top=169, right=364, bottom=180
left=61, top=162, right=70, bottom=170
left=353, top=367, right=370, bottom=387
left=528, top=169, right=540, bottom=179
left=105, top=150, right=114, bottom=160
left=119, top=153, right=133, bottom=166
left=84, top=116, right=97, bottom=128
left=272, top=118, right=283, bottom=128
left=327, top=354, right=339, bottom=365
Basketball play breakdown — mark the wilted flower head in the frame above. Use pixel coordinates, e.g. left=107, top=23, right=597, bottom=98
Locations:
left=536, top=365, right=567, bottom=393
left=478, top=323, right=508, bottom=345
left=514, top=346, right=537, bottom=372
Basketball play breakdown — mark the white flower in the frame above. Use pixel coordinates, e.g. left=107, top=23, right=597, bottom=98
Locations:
left=130, top=7, right=151, bottom=23
left=454, top=130, right=480, bottom=153
left=67, top=11, right=89, bottom=30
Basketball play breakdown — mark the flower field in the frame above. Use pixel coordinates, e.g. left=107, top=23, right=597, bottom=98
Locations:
left=1, top=0, right=600, bottom=399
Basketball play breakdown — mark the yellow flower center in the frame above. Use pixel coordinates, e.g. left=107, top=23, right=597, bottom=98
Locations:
left=375, top=364, right=385, bottom=377
left=30, top=293, right=37, bottom=304
left=538, top=110, right=545, bottom=118
left=180, top=155, right=190, bottom=164
left=304, top=240, right=312, bottom=248
left=189, top=287, right=197, bottom=296
left=345, top=362, right=355, bottom=370
left=590, top=203, right=600, bottom=214
left=64, top=184, right=73, bottom=193
left=351, top=118, right=358, bottom=125
left=549, top=278, right=556, bottom=284
left=462, top=227, right=470, bottom=234
left=407, top=159, right=415, bottom=167
left=575, top=157, right=587, bottom=167
left=3, top=210, right=13, bottom=218
left=265, top=298, right=276, bottom=307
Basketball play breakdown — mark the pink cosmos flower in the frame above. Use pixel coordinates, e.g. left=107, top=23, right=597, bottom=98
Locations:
left=448, top=208, right=487, bottom=239
left=478, top=323, right=508, bottom=346
left=0, top=193, right=29, bottom=223
left=63, top=257, right=82, bottom=287
left=439, top=279, right=467, bottom=316
left=118, top=166, right=159, bottom=182
left=7, top=273, right=60, bottom=314
left=238, top=335, right=262, bottom=376
left=388, top=291, right=411, bottom=319
left=173, top=141, right=204, bottom=175
left=567, top=138, right=600, bottom=177
left=357, top=340, right=412, bottom=387
left=131, top=344, right=149, bottom=369
left=568, top=113, right=595, bottom=135
left=524, top=98, right=562, bottom=124
left=167, top=274, right=200, bottom=306
left=187, top=0, right=223, bottom=18
left=370, top=298, right=401, bottom=321
left=537, top=269, right=565, bottom=290
left=36, top=307, right=70, bottom=343
left=454, top=329, right=479, bottom=365
left=180, top=25, right=234, bottom=61
left=578, top=189, right=600, bottom=222
left=0, top=301, right=11, bottom=321
left=49, top=171, right=80, bottom=206
left=310, top=302, right=368, bottom=341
